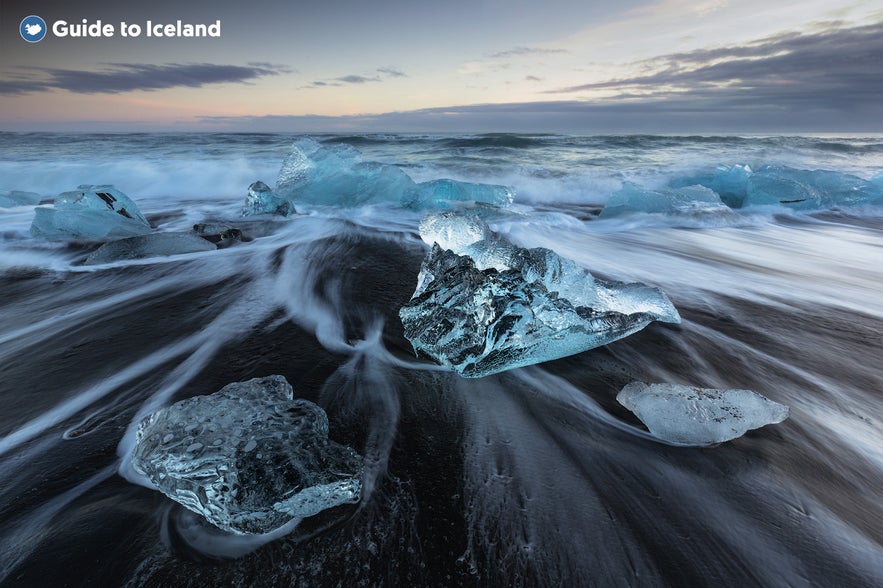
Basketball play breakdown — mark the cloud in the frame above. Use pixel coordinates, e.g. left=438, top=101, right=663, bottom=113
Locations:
left=546, top=20, right=883, bottom=113
left=488, top=47, right=568, bottom=59
left=525, top=75, right=543, bottom=82
left=0, top=63, right=284, bottom=95
left=303, top=67, right=407, bottom=89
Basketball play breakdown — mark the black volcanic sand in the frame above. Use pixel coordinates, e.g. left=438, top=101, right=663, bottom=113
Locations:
left=1, top=223, right=882, bottom=587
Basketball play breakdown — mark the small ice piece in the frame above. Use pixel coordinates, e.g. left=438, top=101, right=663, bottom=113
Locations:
left=617, top=382, right=789, bottom=446
left=418, top=210, right=492, bottom=251
left=193, top=223, right=243, bottom=248
left=276, top=138, right=416, bottom=206
left=0, top=190, right=41, bottom=208
left=400, top=214, right=680, bottom=377
left=84, top=232, right=217, bottom=265
left=403, top=179, right=515, bottom=209
left=30, top=184, right=151, bottom=241
left=600, top=183, right=734, bottom=219
left=132, top=375, right=363, bottom=535
left=242, top=181, right=293, bottom=217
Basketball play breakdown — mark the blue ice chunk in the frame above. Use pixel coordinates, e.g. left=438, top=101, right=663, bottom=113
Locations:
left=84, top=232, right=216, bottom=265
left=400, top=213, right=680, bottom=377
left=29, top=184, right=151, bottom=241
left=0, top=190, right=41, bottom=208
left=403, top=179, right=515, bottom=209
left=600, top=183, right=733, bottom=218
left=242, top=180, right=293, bottom=217
left=276, top=138, right=416, bottom=206
left=132, top=375, right=363, bottom=535
left=670, top=164, right=752, bottom=208
left=617, top=382, right=789, bottom=446
left=745, top=166, right=883, bottom=209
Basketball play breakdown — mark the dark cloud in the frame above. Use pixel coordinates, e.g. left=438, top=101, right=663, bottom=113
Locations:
left=547, top=21, right=883, bottom=113
left=303, top=67, right=406, bottom=89
left=334, top=74, right=380, bottom=84
left=0, top=63, right=283, bottom=95
left=489, top=47, right=568, bottom=59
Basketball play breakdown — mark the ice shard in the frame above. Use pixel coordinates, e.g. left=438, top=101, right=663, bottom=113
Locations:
left=30, top=184, right=151, bottom=241
left=0, top=190, right=40, bottom=208
left=132, top=375, right=363, bottom=535
left=600, top=183, right=738, bottom=222
left=275, top=138, right=415, bottom=206
left=84, top=232, right=217, bottom=265
left=403, top=179, right=515, bottom=209
left=617, top=382, right=789, bottom=446
left=400, top=213, right=680, bottom=377
left=242, top=180, right=293, bottom=217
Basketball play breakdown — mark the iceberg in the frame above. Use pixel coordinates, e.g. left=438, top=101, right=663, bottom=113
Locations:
left=131, top=375, right=363, bottom=535
left=600, top=183, right=738, bottom=221
left=400, top=213, right=680, bottom=377
left=84, top=232, right=217, bottom=265
left=403, top=179, right=515, bottom=209
left=0, top=190, right=41, bottom=208
left=617, top=382, right=789, bottom=446
left=30, top=184, right=151, bottom=241
left=276, top=138, right=415, bottom=206
left=193, top=223, right=243, bottom=248
left=242, top=181, right=293, bottom=217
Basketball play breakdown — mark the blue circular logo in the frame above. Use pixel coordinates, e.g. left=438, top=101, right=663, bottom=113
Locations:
left=20, top=15, right=47, bottom=43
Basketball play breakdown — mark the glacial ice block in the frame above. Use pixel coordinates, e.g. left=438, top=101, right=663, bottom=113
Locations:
left=242, top=180, right=293, bottom=217
left=276, top=138, right=416, bottom=206
left=193, top=222, right=243, bottom=248
left=84, top=232, right=217, bottom=265
left=0, top=190, right=40, bottom=208
left=29, top=184, right=151, bottom=241
left=132, top=375, right=363, bottom=535
left=400, top=214, right=680, bottom=377
left=600, top=183, right=738, bottom=221
left=403, top=179, right=515, bottom=209
left=617, top=382, right=789, bottom=446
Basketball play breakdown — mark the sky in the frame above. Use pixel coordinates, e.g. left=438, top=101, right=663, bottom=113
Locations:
left=1, top=0, right=882, bottom=132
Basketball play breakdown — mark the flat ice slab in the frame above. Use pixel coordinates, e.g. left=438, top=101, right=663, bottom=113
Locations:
left=30, top=184, right=151, bottom=241
left=132, top=375, right=363, bottom=535
left=617, top=381, right=789, bottom=446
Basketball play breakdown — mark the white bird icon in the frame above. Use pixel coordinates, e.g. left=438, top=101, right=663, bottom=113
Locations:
left=25, top=23, right=42, bottom=36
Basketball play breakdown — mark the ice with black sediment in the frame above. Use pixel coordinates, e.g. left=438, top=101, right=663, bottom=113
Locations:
left=84, top=232, right=217, bottom=265
left=399, top=212, right=680, bottom=377
left=29, top=184, right=151, bottom=241
left=617, top=381, right=790, bottom=446
left=131, top=375, right=363, bottom=535
left=242, top=181, right=294, bottom=217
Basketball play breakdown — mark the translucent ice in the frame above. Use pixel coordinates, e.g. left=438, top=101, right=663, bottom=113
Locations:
left=0, top=190, right=40, bottom=208
left=132, top=375, right=363, bottom=535
left=84, top=232, right=217, bottom=265
left=400, top=214, right=680, bottom=377
left=418, top=211, right=492, bottom=251
left=617, top=382, right=789, bottom=446
left=276, top=138, right=415, bottom=206
left=673, top=165, right=883, bottom=210
left=600, top=183, right=736, bottom=220
left=30, top=184, right=151, bottom=241
left=403, top=179, right=515, bottom=209
left=242, top=180, right=293, bottom=217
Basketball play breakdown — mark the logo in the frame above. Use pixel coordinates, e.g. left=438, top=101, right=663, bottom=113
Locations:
left=20, top=15, right=47, bottom=43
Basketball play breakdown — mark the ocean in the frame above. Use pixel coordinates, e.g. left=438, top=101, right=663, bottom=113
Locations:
left=1, top=132, right=882, bottom=586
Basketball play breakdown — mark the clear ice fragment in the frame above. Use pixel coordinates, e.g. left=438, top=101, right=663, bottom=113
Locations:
left=600, top=183, right=736, bottom=221
left=84, top=232, right=217, bottom=265
left=403, top=179, right=515, bottom=209
left=242, top=181, right=293, bottom=217
left=400, top=214, right=680, bottom=377
left=29, top=184, right=151, bottom=241
left=617, top=382, right=789, bottom=446
left=132, top=375, right=363, bottom=535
